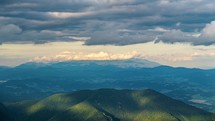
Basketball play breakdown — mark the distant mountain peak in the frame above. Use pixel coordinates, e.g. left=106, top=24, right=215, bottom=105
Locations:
left=114, top=58, right=161, bottom=68
left=15, top=62, right=49, bottom=68
left=15, top=58, right=160, bottom=69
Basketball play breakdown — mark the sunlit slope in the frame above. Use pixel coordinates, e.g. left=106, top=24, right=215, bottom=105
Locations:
left=7, top=89, right=215, bottom=121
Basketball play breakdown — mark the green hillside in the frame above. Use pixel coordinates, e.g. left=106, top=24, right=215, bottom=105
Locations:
left=3, top=89, right=215, bottom=121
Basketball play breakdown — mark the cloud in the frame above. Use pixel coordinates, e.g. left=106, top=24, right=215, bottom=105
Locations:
left=144, top=52, right=215, bottom=63
left=144, top=54, right=193, bottom=62
left=31, top=51, right=141, bottom=62
left=0, top=24, right=88, bottom=44
left=82, top=20, right=157, bottom=45
left=5, top=3, right=38, bottom=8
left=48, top=12, right=94, bottom=19
left=1, top=0, right=215, bottom=45
left=198, top=21, right=215, bottom=45
left=156, top=21, right=215, bottom=46
left=32, top=50, right=215, bottom=65
left=192, top=52, right=215, bottom=57
left=0, top=24, right=22, bottom=34
left=156, top=29, right=196, bottom=44
left=148, top=27, right=170, bottom=33
left=84, top=30, right=156, bottom=45
left=202, top=21, right=215, bottom=36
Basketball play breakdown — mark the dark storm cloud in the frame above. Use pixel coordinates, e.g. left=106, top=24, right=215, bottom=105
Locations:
left=1, top=0, right=215, bottom=45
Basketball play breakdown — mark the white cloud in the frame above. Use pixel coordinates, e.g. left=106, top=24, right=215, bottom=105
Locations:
left=192, top=52, right=215, bottom=57
left=31, top=51, right=141, bottom=62
left=148, top=27, right=170, bottom=32
left=65, top=36, right=90, bottom=41
left=48, top=12, right=94, bottom=19
left=201, top=21, right=215, bottom=37
left=176, top=22, right=181, bottom=27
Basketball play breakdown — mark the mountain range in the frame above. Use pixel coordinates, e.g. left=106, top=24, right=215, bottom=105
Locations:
left=1, top=89, right=215, bottom=121
left=0, top=59, right=214, bottom=113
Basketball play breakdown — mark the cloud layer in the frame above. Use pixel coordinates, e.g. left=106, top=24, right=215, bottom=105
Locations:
left=31, top=51, right=141, bottom=62
left=1, top=0, right=215, bottom=45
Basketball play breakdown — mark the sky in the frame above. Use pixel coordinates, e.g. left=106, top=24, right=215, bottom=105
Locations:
left=0, top=0, right=215, bottom=68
